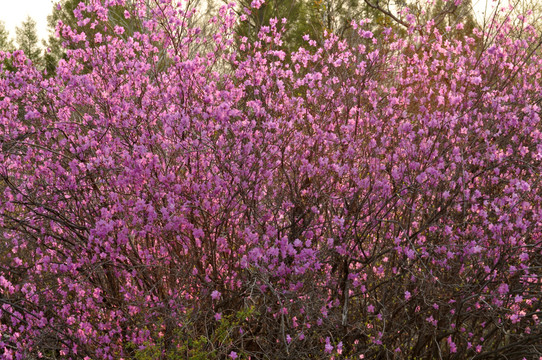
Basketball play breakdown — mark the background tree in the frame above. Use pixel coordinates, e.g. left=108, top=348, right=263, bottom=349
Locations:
left=15, top=16, right=42, bottom=65
left=235, top=0, right=322, bottom=52
left=44, top=0, right=215, bottom=75
left=42, top=0, right=81, bottom=75
left=429, top=0, right=477, bottom=35
left=0, top=21, right=14, bottom=51
left=232, top=0, right=384, bottom=53
left=1, top=0, right=542, bottom=359
left=44, top=0, right=120, bottom=75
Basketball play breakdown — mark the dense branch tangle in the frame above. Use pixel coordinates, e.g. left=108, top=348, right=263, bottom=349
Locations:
left=0, top=0, right=541, bottom=358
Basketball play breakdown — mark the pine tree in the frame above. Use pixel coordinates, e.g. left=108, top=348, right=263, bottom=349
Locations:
left=0, top=21, right=14, bottom=51
left=235, top=0, right=323, bottom=53
left=43, top=0, right=148, bottom=75
left=15, top=16, right=41, bottom=65
left=43, top=1, right=72, bottom=75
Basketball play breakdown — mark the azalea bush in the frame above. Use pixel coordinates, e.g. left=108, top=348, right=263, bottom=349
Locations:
left=1, top=0, right=542, bottom=359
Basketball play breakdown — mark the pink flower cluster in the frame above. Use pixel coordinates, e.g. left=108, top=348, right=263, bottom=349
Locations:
left=0, top=0, right=541, bottom=358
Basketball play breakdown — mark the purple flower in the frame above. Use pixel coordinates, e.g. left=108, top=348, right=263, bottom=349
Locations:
left=211, top=290, right=221, bottom=300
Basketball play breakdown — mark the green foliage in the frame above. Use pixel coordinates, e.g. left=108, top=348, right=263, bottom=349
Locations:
left=0, top=21, right=14, bottom=51
left=15, top=16, right=42, bottom=65
left=128, top=306, right=258, bottom=359
left=42, top=0, right=81, bottom=75
left=43, top=0, right=143, bottom=75
left=235, top=0, right=323, bottom=52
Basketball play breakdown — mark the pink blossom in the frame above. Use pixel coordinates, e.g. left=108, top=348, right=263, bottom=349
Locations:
left=498, top=283, right=509, bottom=295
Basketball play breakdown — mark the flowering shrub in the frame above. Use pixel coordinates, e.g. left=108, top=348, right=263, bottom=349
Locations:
left=1, top=0, right=541, bottom=359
